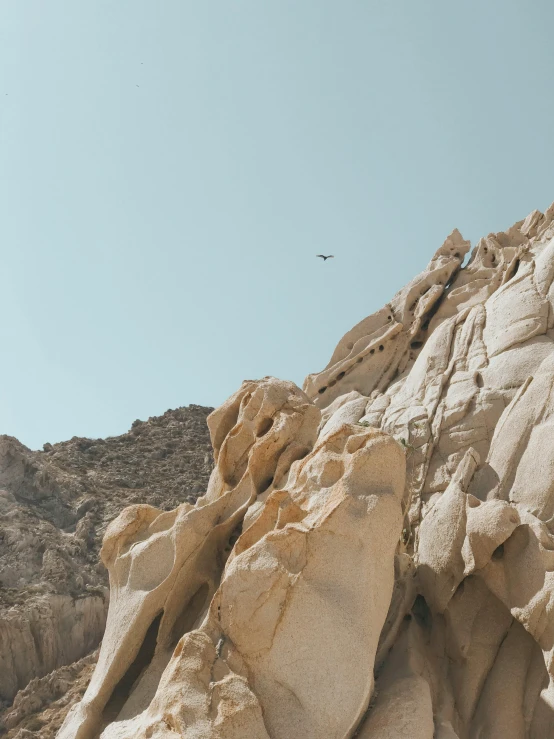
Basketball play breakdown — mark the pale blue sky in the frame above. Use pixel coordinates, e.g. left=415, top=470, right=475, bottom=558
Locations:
left=1, top=1, right=553, bottom=449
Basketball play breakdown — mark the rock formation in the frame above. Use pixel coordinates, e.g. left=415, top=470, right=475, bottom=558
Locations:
left=0, top=405, right=213, bottom=737
left=7, top=203, right=554, bottom=738
left=57, top=379, right=405, bottom=739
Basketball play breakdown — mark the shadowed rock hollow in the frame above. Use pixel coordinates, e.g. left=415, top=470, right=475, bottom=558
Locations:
left=7, top=202, right=554, bottom=738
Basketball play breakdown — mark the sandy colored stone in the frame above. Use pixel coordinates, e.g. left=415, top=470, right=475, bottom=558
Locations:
left=59, top=380, right=405, bottom=739
left=5, top=201, right=554, bottom=736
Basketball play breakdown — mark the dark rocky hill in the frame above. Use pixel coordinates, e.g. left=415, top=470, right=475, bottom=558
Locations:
left=0, top=404, right=213, bottom=737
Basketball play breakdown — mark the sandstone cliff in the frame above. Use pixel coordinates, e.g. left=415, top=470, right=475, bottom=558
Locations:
left=7, top=203, right=554, bottom=739
left=0, top=405, right=213, bottom=736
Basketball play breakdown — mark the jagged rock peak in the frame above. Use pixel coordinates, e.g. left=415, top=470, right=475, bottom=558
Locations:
left=17, top=202, right=554, bottom=738
left=55, top=201, right=554, bottom=738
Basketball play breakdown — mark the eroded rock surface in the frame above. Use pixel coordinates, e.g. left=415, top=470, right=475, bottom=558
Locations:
left=9, top=203, right=554, bottom=739
left=0, top=405, right=213, bottom=735
left=59, top=379, right=405, bottom=739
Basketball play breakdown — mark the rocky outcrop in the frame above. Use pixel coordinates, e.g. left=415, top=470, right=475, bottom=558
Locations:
left=0, top=405, right=213, bottom=734
left=2, top=650, right=99, bottom=738
left=11, top=203, right=554, bottom=738
left=58, top=378, right=405, bottom=739
left=0, top=593, right=106, bottom=710
left=53, top=201, right=554, bottom=738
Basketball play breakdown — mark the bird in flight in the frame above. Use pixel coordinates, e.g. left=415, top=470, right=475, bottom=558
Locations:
left=316, top=254, right=334, bottom=261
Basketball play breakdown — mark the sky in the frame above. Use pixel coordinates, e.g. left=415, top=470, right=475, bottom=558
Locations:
left=1, top=1, right=554, bottom=449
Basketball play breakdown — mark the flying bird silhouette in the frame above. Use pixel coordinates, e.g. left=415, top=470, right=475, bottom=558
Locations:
left=316, top=254, right=334, bottom=261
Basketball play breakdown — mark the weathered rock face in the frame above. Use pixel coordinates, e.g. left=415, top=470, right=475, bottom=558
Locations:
left=59, top=379, right=405, bottom=739
left=306, top=204, right=554, bottom=738
left=13, top=202, right=554, bottom=738
left=1, top=593, right=107, bottom=713
left=0, top=405, right=214, bottom=735
left=3, top=650, right=99, bottom=738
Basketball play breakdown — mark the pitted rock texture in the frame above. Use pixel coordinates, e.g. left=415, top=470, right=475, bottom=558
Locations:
left=59, top=203, right=554, bottom=738
left=58, top=379, right=405, bottom=739
left=10, top=202, right=554, bottom=739
left=0, top=405, right=213, bottom=735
